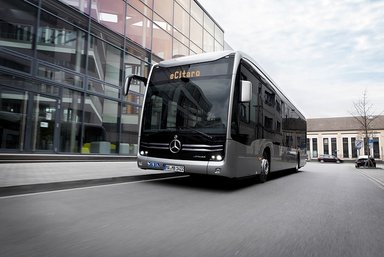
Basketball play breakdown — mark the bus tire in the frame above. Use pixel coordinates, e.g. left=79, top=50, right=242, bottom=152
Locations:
left=259, top=152, right=270, bottom=183
left=295, top=156, right=300, bottom=172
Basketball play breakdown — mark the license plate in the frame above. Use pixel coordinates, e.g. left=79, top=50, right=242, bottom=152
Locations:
left=164, top=165, right=185, bottom=172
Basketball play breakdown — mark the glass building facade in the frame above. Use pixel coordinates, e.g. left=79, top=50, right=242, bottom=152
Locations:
left=0, top=0, right=225, bottom=155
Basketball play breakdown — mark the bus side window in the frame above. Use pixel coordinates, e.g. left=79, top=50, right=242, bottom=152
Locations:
left=231, top=60, right=261, bottom=145
left=240, top=103, right=250, bottom=123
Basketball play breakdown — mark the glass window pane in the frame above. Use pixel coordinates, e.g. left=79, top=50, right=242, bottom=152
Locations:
left=124, top=54, right=149, bottom=95
left=38, top=63, right=83, bottom=87
left=153, top=0, right=173, bottom=23
left=31, top=94, right=57, bottom=151
left=61, top=88, right=83, bottom=153
left=190, top=41, right=202, bottom=54
left=173, top=39, right=189, bottom=58
left=176, top=0, right=190, bottom=11
left=128, top=0, right=152, bottom=19
left=59, top=0, right=90, bottom=15
left=203, top=30, right=214, bottom=52
left=351, top=138, right=357, bottom=158
left=343, top=138, right=349, bottom=158
left=88, top=36, right=122, bottom=85
left=90, top=0, right=125, bottom=35
left=215, top=25, right=224, bottom=45
left=153, top=14, right=172, bottom=34
left=152, top=25, right=172, bottom=60
left=0, top=0, right=36, bottom=56
left=83, top=95, right=119, bottom=154
left=204, top=13, right=214, bottom=36
left=190, top=18, right=203, bottom=48
left=174, top=3, right=189, bottom=37
left=173, top=28, right=189, bottom=46
left=141, top=0, right=153, bottom=9
left=88, top=80, right=119, bottom=98
left=41, top=0, right=89, bottom=30
left=90, top=21, right=125, bottom=48
left=121, top=100, right=140, bottom=155
left=331, top=138, right=337, bottom=156
left=0, top=51, right=31, bottom=74
left=215, top=40, right=224, bottom=51
left=0, top=87, right=28, bottom=150
left=312, top=138, right=318, bottom=158
left=373, top=137, right=379, bottom=158
left=126, top=6, right=152, bottom=49
left=191, top=1, right=203, bottom=24
left=37, top=10, right=87, bottom=73
left=104, top=98, right=119, bottom=154
left=323, top=138, right=329, bottom=155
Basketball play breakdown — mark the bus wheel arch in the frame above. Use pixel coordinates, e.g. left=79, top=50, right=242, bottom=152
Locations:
left=259, top=148, right=271, bottom=183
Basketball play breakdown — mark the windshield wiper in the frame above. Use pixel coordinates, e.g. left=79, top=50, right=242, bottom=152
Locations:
left=167, top=127, right=213, bottom=140
left=182, top=127, right=213, bottom=140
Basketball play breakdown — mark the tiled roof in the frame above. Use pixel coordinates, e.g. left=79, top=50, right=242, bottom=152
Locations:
left=307, top=115, right=384, bottom=132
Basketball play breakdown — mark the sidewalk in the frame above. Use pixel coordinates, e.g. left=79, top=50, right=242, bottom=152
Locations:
left=355, top=163, right=384, bottom=189
left=0, top=161, right=176, bottom=196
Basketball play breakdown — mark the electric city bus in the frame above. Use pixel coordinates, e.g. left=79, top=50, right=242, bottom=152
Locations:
left=124, top=50, right=306, bottom=182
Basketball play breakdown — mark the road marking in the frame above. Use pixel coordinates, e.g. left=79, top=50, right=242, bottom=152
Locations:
left=358, top=170, right=384, bottom=190
left=0, top=175, right=190, bottom=199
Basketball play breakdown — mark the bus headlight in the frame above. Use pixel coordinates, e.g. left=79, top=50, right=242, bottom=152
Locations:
left=211, top=154, right=223, bottom=161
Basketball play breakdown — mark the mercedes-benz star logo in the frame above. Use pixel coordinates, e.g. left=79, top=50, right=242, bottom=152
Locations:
left=169, top=136, right=182, bottom=154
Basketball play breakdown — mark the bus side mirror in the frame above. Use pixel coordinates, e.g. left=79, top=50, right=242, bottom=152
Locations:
left=123, top=75, right=148, bottom=96
left=240, top=80, right=252, bottom=102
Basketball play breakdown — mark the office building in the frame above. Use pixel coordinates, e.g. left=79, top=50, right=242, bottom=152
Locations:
left=0, top=0, right=225, bottom=156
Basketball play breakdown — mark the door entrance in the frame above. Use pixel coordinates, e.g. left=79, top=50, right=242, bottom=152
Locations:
left=29, top=93, right=59, bottom=152
left=0, top=86, right=60, bottom=152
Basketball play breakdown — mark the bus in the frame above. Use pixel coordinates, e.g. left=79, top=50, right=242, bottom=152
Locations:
left=124, top=50, right=307, bottom=182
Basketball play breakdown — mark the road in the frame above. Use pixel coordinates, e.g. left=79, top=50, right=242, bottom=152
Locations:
left=1, top=162, right=383, bottom=257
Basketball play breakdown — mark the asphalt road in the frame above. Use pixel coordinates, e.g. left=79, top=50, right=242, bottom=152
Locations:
left=1, top=162, right=383, bottom=257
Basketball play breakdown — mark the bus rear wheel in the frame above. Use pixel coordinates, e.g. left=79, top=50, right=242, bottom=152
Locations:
left=259, top=157, right=270, bottom=183
left=295, top=156, right=301, bottom=172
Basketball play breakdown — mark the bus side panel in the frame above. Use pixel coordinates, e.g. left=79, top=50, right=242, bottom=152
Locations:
left=270, top=145, right=298, bottom=172
left=222, top=139, right=267, bottom=178
left=224, top=139, right=300, bottom=178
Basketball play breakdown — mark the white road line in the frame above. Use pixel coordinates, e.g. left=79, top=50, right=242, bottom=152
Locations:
left=358, top=170, right=384, bottom=190
left=0, top=175, right=189, bottom=199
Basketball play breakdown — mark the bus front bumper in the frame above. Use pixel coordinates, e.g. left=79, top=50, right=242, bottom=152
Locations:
left=137, top=156, right=229, bottom=177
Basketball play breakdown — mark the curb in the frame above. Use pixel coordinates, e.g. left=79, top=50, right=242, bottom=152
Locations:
left=0, top=154, right=137, bottom=163
left=0, top=173, right=184, bottom=197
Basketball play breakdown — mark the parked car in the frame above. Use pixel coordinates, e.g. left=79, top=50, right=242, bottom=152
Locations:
left=317, top=154, right=343, bottom=163
left=355, top=155, right=376, bottom=168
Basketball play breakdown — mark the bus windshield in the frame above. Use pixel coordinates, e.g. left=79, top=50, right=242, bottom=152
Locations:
left=142, top=55, right=234, bottom=137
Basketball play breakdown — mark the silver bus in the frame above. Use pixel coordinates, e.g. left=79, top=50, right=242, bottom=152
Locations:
left=124, top=50, right=306, bottom=182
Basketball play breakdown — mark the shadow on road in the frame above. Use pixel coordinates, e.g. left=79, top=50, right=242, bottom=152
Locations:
left=147, top=169, right=300, bottom=192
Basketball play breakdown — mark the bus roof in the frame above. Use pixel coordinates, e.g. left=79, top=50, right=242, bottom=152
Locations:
left=159, top=50, right=235, bottom=67
left=157, top=51, right=306, bottom=119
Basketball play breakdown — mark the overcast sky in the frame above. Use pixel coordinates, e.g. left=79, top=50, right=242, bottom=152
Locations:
left=200, top=0, right=384, bottom=118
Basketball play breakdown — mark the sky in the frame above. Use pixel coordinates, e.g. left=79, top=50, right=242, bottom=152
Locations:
left=200, top=0, right=384, bottom=118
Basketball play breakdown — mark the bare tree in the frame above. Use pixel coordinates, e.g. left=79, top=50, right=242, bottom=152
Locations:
left=350, top=90, right=383, bottom=165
